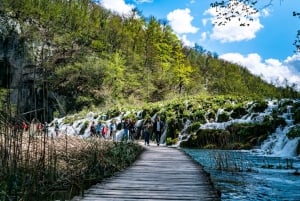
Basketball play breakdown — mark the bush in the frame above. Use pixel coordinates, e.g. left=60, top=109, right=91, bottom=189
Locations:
left=287, top=125, right=300, bottom=139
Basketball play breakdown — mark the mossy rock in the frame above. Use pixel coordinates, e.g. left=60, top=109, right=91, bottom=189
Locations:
left=231, top=105, right=247, bottom=119
left=251, top=100, right=268, bottom=113
left=203, top=144, right=217, bottom=149
left=180, top=129, right=232, bottom=149
left=217, top=112, right=230, bottom=122
left=188, top=122, right=201, bottom=133
left=287, top=125, right=300, bottom=139
left=293, top=108, right=300, bottom=124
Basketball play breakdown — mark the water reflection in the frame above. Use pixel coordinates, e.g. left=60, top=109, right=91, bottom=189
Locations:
left=183, top=149, right=300, bottom=201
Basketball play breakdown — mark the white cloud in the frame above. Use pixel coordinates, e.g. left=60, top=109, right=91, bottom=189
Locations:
left=204, top=1, right=263, bottom=42
left=100, top=0, right=134, bottom=15
left=284, top=54, right=300, bottom=71
left=219, top=53, right=300, bottom=89
left=180, top=35, right=194, bottom=47
left=200, top=32, right=207, bottom=41
left=134, top=0, right=153, bottom=3
left=167, top=8, right=199, bottom=35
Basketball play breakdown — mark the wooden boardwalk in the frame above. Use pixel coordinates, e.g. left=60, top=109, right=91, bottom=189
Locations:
left=72, top=143, right=221, bottom=201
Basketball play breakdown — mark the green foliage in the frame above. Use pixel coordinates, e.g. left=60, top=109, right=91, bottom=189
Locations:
left=0, top=88, right=8, bottom=111
left=166, top=137, right=177, bottom=145
left=293, top=108, right=300, bottom=124
left=287, top=125, right=300, bottom=139
left=180, top=129, right=232, bottom=149
left=217, top=111, right=230, bottom=122
left=1, top=0, right=299, bottom=114
left=189, top=122, right=201, bottom=133
left=251, top=100, right=268, bottom=113
left=231, top=104, right=248, bottom=119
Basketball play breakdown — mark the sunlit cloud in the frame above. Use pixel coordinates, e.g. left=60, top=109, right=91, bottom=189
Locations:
left=220, top=53, right=300, bottom=89
left=134, top=0, right=153, bottom=3
left=100, top=0, right=134, bottom=15
left=167, top=8, right=199, bottom=34
left=180, top=35, right=194, bottom=47
left=203, top=0, right=264, bottom=42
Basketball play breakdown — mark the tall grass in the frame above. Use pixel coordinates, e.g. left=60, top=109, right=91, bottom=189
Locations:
left=0, top=115, right=143, bottom=201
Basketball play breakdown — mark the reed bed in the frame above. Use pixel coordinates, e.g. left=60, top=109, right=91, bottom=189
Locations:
left=0, top=119, right=143, bottom=201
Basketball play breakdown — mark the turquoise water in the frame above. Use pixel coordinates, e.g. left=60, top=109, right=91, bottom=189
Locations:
left=183, top=149, right=300, bottom=201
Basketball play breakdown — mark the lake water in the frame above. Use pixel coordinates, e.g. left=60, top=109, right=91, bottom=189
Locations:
left=183, top=149, right=300, bottom=201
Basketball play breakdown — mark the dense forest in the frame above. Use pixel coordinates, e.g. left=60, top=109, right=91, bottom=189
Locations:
left=0, top=0, right=299, bottom=117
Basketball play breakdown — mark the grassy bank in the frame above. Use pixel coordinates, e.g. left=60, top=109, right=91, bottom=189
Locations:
left=0, top=126, right=143, bottom=201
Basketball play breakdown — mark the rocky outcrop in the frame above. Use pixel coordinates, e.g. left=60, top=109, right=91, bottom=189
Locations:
left=0, top=14, right=55, bottom=121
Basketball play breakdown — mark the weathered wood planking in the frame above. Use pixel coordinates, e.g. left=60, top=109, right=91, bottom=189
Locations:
left=72, top=144, right=221, bottom=201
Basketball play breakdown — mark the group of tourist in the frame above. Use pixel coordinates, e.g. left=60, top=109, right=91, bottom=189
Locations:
left=87, top=115, right=165, bottom=146
left=35, top=114, right=165, bottom=146
left=143, top=115, right=164, bottom=146
left=89, top=119, right=118, bottom=140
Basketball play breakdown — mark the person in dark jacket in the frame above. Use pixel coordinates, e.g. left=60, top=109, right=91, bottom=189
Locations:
left=143, top=117, right=153, bottom=146
left=153, top=115, right=164, bottom=146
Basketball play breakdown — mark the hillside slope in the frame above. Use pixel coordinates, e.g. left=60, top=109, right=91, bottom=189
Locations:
left=0, top=0, right=298, bottom=120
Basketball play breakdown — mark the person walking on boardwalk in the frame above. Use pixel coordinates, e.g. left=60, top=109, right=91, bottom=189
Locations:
left=90, top=121, right=96, bottom=137
left=110, top=119, right=117, bottom=141
left=54, top=120, right=59, bottom=137
left=153, top=115, right=164, bottom=146
left=95, top=121, right=102, bottom=137
left=143, top=117, right=153, bottom=146
left=122, top=118, right=131, bottom=141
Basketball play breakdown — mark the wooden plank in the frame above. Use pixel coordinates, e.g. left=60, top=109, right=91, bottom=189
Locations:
left=72, top=143, right=220, bottom=201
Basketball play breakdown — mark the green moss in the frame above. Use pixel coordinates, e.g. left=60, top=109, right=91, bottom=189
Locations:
left=287, top=125, right=300, bottom=139
left=231, top=104, right=247, bottom=119
left=217, top=112, right=230, bottom=122
left=251, top=100, right=268, bottom=113
left=189, top=122, right=201, bottom=133
left=293, top=108, right=300, bottom=124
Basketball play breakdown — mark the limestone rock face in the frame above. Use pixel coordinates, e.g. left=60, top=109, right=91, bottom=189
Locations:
left=0, top=15, right=54, bottom=121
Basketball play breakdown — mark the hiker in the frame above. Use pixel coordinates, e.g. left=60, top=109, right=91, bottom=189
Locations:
left=22, top=121, right=28, bottom=132
left=37, top=122, right=43, bottom=135
left=54, top=120, right=59, bottom=137
left=143, top=117, right=153, bottom=146
left=90, top=121, right=96, bottom=137
left=101, top=123, right=108, bottom=139
left=153, top=115, right=164, bottom=146
left=110, top=119, right=117, bottom=141
left=129, top=119, right=136, bottom=141
left=95, top=121, right=102, bottom=137
left=122, top=118, right=131, bottom=141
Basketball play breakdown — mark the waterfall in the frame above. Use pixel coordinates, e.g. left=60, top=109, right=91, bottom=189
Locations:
left=258, top=105, right=299, bottom=157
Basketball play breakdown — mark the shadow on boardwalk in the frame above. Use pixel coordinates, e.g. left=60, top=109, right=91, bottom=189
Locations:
left=72, top=143, right=221, bottom=201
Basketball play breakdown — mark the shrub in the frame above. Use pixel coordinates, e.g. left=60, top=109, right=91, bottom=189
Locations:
left=189, top=122, right=201, bottom=133
left=287, top=125, right=300, bottom=139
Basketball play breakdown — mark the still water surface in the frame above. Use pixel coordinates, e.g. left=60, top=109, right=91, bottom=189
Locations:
left=183, top=149, right=300, bottom=201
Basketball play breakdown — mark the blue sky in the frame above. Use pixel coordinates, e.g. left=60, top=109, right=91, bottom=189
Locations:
left=98, top=0, right=300, bottom=89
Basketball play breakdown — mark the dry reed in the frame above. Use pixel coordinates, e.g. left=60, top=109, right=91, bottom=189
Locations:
left=0, top=118, right=143, bottom=201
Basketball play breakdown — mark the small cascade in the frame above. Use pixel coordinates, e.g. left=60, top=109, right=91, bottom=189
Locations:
left=258, top=105, right=299, bottom=157
left=160, top=126, right=168, bottom=144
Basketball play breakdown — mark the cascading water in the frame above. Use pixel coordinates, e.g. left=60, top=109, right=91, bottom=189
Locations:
left=258, top=105, right=299, bottom=157
left=178, top=100, right=300, bottom=157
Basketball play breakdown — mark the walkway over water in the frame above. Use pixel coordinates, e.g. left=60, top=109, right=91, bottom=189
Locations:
left=72, top=144, right=221, bottom=201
